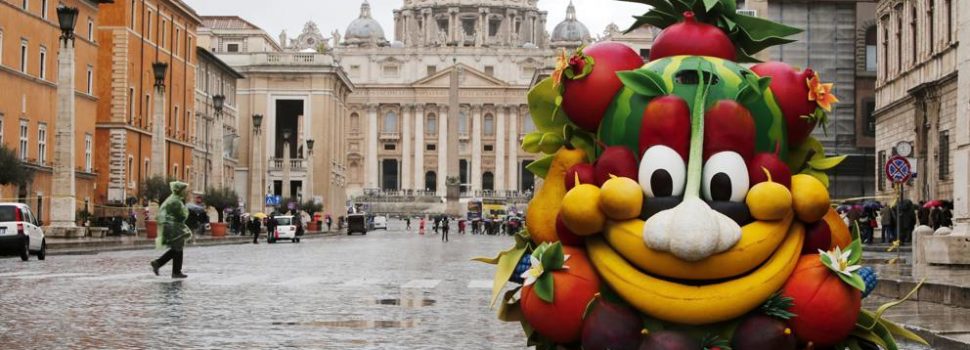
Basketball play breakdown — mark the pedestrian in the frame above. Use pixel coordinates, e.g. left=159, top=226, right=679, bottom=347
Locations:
left=441, top=216, right=450, bottom=242
left=150, top=181, right=192, bottom=279
left=433, top=217, right=440, bottom=234
left=880, top=204, right=895, bottom=243
left=419, top=217, right=426, bottom=235
left=326, top=215, right=333, bottom=232
left=898, top=199, right=916, bottom=245
left=266, top=215, right=277, bottom=239
left=406, top=217, right=411, bottom=231
left=250, top=217, right=261, bottom=244
left=859, top=208, right=874, bottom=244
left=458, top=219, right=466, bottom=234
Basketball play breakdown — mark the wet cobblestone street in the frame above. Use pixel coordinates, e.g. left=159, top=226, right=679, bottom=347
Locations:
left=0, top=222, right=521, bottom=349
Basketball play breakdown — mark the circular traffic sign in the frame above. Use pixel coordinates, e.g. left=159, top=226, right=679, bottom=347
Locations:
left=885, top=155, right=912, bottom=184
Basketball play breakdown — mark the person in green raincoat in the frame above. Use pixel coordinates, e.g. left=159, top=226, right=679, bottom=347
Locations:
left=150, top=181, right=192, bottom=278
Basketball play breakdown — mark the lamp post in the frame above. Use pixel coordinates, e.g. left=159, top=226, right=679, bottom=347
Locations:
left=305, top=138, right=315, bottom=207
left=150, top=61, right=168, bottom=177
left=50, top=6, right=80, bottom=228
left=282, top=129, right=292, bottom=202
left=209, top=94, right=225, bottom=190
left=250, top=114, right=264, bottom=213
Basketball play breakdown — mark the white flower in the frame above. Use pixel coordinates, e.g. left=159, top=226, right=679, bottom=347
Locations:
left=521, top=255, right=543, bottom=286
left=818, top=246, right=861, bottom=277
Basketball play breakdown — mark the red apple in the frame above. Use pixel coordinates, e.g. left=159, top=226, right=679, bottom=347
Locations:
left=561, top=42, right=645, bottom=133
left=650, top=11, right=736, bottom=61
left=595, top=146, right=639, bottom=186
left=748, top=152, right=793, bottom=189
left=565, top=163, right=596, bottom=191
left=750, top=61, right=819, bottom=146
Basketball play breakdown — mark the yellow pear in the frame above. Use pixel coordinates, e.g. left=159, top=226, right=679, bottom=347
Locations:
left=790, top=174, right=830, bottom=223
left=746, top=169, right=792, bottom=221
left=599, top=175, right=643, bottom=220
left=561, top=183, right=606, bottom=236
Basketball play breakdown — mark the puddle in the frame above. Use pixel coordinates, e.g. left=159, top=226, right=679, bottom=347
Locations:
left=275, top=320, right=419, bottom=329
left=375, top=298, right=436, bottom=307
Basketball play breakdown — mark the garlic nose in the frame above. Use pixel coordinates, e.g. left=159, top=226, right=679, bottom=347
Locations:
left=642, top=197, right=741, bottom=262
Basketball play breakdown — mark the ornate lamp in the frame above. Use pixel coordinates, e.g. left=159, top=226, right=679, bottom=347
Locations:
left=252, top=114, right=263, bottom=134
left=212, top=94, right=225, bottom=113
left=306, top=139, right=315, bottom=155
left=152, top=62, right=168, bottom=88
left=56, top=6, right=79, bottom=41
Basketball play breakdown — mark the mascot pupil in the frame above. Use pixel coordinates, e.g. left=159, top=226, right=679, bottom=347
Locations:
left=477, top=2, right=928, bottom=350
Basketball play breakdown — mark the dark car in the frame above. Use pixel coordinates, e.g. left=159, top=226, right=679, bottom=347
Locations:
left=347, top=214, right=367, bottom=235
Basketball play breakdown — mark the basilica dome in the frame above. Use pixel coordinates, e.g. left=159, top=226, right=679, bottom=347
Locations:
left=345, top=1, right=387, bottom=45
left=550, top=1, right=590, bottom=47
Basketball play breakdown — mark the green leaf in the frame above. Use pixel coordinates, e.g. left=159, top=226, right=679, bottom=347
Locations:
left=570, top=130, right=598, bottom=163
left=521, top=132, right=543, bottom=153
left=496, top=287, right=523, bottom=322
left=617, top=70, right=668, bottom=98
left=838, top=272, right=867, bottom=292
left=472, top=244, right=528, bottom=307
left=703, top=0, right=719, bottom=12
left=526, top=78, right=569, bottom=133
left=534, top=273, right=555, bottom=303
left=808, top=155, right=847, bottom=170
left=526, top=155, right=555, bottom=179
left=732, top=13, right=803, bottom=51
left=873, top=279, right=924, bottom=321
left=846, top=239, right=863, bottom=266
left=540, top=242, right=566, bottom=270
left=629, top=13, right=679, bottom=33
left=851, top=329, right=891, bottom=350
left=819, top=251, right=834, bottom=267
left=801, top=168, right=830, bottom=187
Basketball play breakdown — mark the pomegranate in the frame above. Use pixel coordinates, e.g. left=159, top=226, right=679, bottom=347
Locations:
left=750, top=61, right=818, bottom=146
left=650, top=11, right=736, bottom=61
left=561, top=42, right=645, bottom=133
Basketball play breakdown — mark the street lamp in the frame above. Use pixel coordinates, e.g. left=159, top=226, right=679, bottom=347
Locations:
left=152, top=62, right=168, bottom=89
left=56, top=6, right=79, bottom=43
left=306, top=139, right=315, bottom=155
left=212, top=94, right=225, bottom=114
left=252, top=114, right=263, bottom=134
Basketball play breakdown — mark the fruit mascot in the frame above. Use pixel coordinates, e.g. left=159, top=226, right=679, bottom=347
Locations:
left=477, top=1, right=928, bottom=349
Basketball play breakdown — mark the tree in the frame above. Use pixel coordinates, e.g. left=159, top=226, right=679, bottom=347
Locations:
left=301, top=200, right=323, bottom=218
left=0, top=144, right=32, bottom=186
left=141, top=175, right=175, bottom=204
left=203, top=187, right=239, bottom=223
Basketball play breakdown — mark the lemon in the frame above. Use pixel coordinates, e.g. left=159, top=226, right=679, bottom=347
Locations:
left=746, top=180, right=792, bottom=221
left=560, top=184, right=606, bottom=236
left=599, top=176, right=643, bottom=220
left=791, top=174, right=830, bottom=223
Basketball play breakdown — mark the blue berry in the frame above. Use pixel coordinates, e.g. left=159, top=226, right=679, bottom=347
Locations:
left=509, top=254, right=533, bottom=284
left=859, top=266, right=878, bottom=298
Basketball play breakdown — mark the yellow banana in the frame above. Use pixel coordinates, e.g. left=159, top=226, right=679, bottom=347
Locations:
left=588, top=222, right=804, bottom=325
left=526, top=147, right=587, bottom=244
left=604, top=213, right=793, bottom=280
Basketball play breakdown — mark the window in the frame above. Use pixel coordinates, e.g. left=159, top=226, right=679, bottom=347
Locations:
left=927, top=0, right=934, bottom=54
left=910, top=5, right=917, bottom=63
left=37, top=123, right=46, bottom=165
left=483, top=114, right=495, bottom=136
left=144, top=94, right=150, bottom=121
left=426, top=144, right=436, bottom=151
left=128, top=87, right=135, bottom=123
left=483, top=172, right=494, bottom=191
left=485, top=66, right=494, bottom=76
left=86, top=66, right=93, bottom=94
left=172, top=164, right=178, bottom=179
left=20, top=40, right=28, bottom=74
left=40, top=0, right=47, bottom=19
left=0, top=30, right=4, bottom=65
left=161, top=19, right=167, bottom=47
left=427, top=65, right=436, bottom=76
left=426, top=114, right=437, bottom=134
left=175, top=28, right=180, bottom=56
left=143, top=159, right=149, bottom=183
left=226, top=43, right=239, bottom=52
left=21, top=0, right=28, bottom=11
left=19, top=121, right=28, bottom=161
left=146, top=11, right=152, bottom=42
left=458, top=112, right=468, bottom=133
left=863, top=99, right=876, bottom=137
left=939, top=130, right=950, bottom=180
left=484, top=144, right=494, bottom=152
left=88, top=19, right=94, bottom=41
left=945, top=0, right=952, bottom=44
left=895, top=5, right=903, bottom=73
left=38, top=47, right=46, bottom=79
left=384, top=144, right=396, bottom=151
left=129, top=0, right=136, bottom=29
left=382, top=64, right=400, bottom=77
left=878, top=151, right=886, bottom=191
left=0, top=116, right=4, bottom=144
left=865, top=26, right=877, bottom=72
left=84, top=134, right=92, bottom=172
left=383, top=112, right=398, bottom=133
left=350, top=112, right=360, bottom=131
left=173, top=106, right=179, bottom=136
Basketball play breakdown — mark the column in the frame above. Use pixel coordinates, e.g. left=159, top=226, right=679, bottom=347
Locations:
left=476, top=9, right=485, bottom=47
left=471, top=105, right=483, bottom=192
left=282, top=139, right=291, bottom=200
left=150, top=77, right=167, bottom=177
left=950, top=10, right=970, bottom=235
left=508, top=106, right=519, bottom=193
left=51, top=35, right=76, bottom=227
left=212, top=113, right=225, bottom=189
left=437, top=106, right=448, bottom=196
left=495, top=105, right=506, bottom=192
left=414, top=105, right=425, bottom=192
left=249, top=116, right=264, bottom=213
left=366, top=105, right=379, bottom=189
left=401, top=105, right=412, bottom=190
left=449, top=8, right=458, bottom=43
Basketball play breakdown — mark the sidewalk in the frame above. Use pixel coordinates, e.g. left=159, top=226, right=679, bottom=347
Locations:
left=47, top=230, right=343, bottom=255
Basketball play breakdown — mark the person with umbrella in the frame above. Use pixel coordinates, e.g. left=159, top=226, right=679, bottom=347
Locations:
left=150, top=181, right=192, bottom=279
left=880, top=203, right=896, bottom=243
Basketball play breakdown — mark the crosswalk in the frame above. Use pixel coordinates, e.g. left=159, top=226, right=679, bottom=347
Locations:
left=0, top=271, right=496, bottom=291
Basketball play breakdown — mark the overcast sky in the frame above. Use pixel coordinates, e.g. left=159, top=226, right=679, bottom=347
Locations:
left=182, top=0, right=648, bottom=42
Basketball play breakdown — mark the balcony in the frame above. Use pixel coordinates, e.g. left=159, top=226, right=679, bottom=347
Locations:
left=379, top=132, right=400, bottom=141
left=269, top=158, right=307, bottom=171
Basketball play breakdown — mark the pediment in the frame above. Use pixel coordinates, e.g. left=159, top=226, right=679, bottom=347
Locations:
left=411, top=64, right=509, bottom=88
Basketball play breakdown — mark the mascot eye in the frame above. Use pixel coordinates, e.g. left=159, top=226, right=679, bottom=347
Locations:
left=702, top=151, right=749, bottom=202
left=639, top=146, right=686, bottom=198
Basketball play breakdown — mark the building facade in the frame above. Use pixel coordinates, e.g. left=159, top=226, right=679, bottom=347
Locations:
left=330, top=0, right=591, bottom=202
left=192, top=47, right=243, bottom=196
left=198, top=16, right=353, bottom=217
left=94, top=0, right=201, bottom=205
left=873, top=0, right=963, bottom=203
left=0, top=0, right=108, bottom=223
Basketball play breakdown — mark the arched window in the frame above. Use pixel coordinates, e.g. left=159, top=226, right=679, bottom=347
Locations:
left=350, top=112, right=360, bottom=132
left=483, top=114, right=495, bottom=136
left=483, top=171, right=494, bottom=191
left=426, top=114, right=437, bottom=134
left=383, top=111, right=398, bottom=133
left=458, top=112, right=468, bottom=133
left=865, top=26, right=877, bottom=72
left=425, top=171, right=437, bottom=192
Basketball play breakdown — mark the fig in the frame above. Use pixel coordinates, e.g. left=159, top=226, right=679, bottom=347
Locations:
left=731, top=314, right=797, bottom=350
left=581, top=298, right=644, bottom=350
left=639, top=330, right=701, bottom=350
left=562, top=42, right=645, bottom=132
left=595, top=146, right=639, bottom=186
left=521, top=247, right=601, bottom=344
left=781, top=255, right=862, bottom=347
left=802, top=220, right=832, bottom=254
left=565, top=163, right=596, bottom=191
left=650, top=12, right=736, bottom=61
left=750, top=61, right=819, bottom=146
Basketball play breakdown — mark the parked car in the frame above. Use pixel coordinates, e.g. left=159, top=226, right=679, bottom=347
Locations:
left=373, top=215, right=388, bottom=230
left=268, top=215, right=300, bottom=243
left=346, top=214, right=368, bottom=235
left=0, top=203, right=46, bottom=261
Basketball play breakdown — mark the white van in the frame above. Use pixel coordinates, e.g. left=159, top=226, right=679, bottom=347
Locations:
left=0, top=203, right=46, bottom=261
left=373, top=215, right=388, bottom=230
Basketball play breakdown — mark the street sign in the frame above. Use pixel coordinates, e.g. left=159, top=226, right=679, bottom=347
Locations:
left=265, top=195, right=281, bottom=206
left=885, top=155, right=912, bottom=184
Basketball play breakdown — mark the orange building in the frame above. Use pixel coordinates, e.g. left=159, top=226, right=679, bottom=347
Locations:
left=94, top=0, right=200, bottom=204
left=0, top=0, right=108, bottom=223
